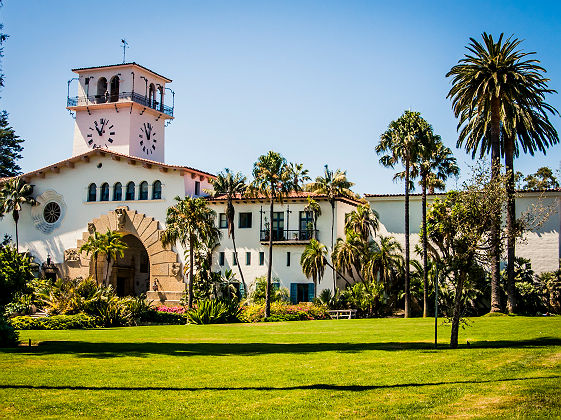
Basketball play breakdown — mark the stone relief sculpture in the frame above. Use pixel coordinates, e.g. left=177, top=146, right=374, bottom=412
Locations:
left=64, top=248, right=81, bottom=262
left=88, top=223, right=96, bottom=234
left=115, top=208, right=126, bottom=230
left=171, top=262, right=182, bottom=277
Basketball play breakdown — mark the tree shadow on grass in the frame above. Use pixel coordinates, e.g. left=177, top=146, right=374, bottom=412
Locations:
left=1, top=337, right=560, bottom=358
left=0, top=375, right=558, bottom=392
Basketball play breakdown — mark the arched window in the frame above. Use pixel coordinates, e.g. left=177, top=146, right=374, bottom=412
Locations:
left=148, top=83, right=156, bottom=108
left=157, top=86, right=164, bottom=112
left=113, top=182, right=122, bottom=201
left=96, top=77, right=107, bottom=103
left=125, top=182, right=135, bottom=201
left=152, top=180, right=162, bottom=200
left=87, top=183, right=97, bottom=202
left=100, top=183, right=109, bottom=201
left=110, top=76, right=120, bottom=102
left=139, top=181, right=148, bottom=200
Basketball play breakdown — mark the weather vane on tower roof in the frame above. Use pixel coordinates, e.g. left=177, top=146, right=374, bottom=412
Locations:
left=121, top=39, right=129, bottom=63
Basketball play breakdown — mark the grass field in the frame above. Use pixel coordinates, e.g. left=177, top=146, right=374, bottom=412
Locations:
left=1, top=317, right=560, bottom=419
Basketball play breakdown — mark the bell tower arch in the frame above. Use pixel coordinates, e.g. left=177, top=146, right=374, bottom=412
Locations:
left=67, top=63, right=174, bottom=163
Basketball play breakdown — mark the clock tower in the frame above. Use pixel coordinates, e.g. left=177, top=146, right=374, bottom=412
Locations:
left=67, top=63, right=174, bottom=163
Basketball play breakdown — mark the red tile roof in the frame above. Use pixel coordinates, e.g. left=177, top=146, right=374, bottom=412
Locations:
left=4, top=149, right=215, bottom=183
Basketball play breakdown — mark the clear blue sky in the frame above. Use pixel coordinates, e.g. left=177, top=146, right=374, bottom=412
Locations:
left=2, top=0, right=560, bottom=194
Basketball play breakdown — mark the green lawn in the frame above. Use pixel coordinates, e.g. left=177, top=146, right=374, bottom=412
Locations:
left=1, top=317, right=560, bottom=419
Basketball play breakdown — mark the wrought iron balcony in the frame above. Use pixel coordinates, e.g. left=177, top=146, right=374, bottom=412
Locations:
left=67, top=91, right=174, bottom=117
left=260, top=229, right=318, bottom=243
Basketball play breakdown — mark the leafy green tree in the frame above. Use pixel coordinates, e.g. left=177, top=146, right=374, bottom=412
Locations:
left=0, top=243, right=34, bottom=308
left=0, top=112, right=24, bottom=177
left=447, top=32, right=559, bottom=314
left=80, top=231, right=104, bottom=284
left=0, top=177, right=37, bottom=252
left=161, top=196, right=221, bottom=308
left=306, top=165, right=355, bottom=290
left=376, top=110, right=426, bottom=318
left=426, top=166, right=508, bottom=348
left=209, top=169, right=248, bottom=295
left=522, top=167, right=559, bottom=190
left=250, top=151, right=304, bottom=317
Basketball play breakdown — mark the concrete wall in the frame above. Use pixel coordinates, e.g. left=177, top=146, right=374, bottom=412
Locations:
left=366, top=192, right=561, bottom=274
left=208, top=198, right=355, bottom=296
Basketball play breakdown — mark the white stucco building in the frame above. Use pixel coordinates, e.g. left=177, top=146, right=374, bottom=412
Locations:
left=0, top=61, right=559, bottom=306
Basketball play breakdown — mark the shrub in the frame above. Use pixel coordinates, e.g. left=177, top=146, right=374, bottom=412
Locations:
left=156, top=305, right=186, bottom=314
left=11, top=314, right=98, bottom=330
left=0, top=315, right=19, bottom=346
left=241, top=302, right=328, bottom=322
left=341, top=281, right=390, bottom=318
left=121, top=295, right=153, bottom=323
left=250, top=277, right=289, bottom=304
left=0, top=244, right=34, bottom=307
left=186, top=299, right=242, bottom=324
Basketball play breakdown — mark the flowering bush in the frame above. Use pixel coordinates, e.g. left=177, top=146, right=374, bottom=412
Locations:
left=241, top=302, right=328, bottom=323
left=156, top=305, right=186, bottom=314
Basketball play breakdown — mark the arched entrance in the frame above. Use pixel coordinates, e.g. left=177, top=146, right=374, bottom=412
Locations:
left=64, top=206, right=185, bottom=305
left=111, top=234, right=150, bottom=296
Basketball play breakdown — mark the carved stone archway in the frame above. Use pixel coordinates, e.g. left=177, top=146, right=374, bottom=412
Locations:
left=62, top=206, right=184, bottom=305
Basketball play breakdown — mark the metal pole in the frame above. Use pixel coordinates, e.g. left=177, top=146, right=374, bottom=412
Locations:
left=434, top=262, right=439, bottom=349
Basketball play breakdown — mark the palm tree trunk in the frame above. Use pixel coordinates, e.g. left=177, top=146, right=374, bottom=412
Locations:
left=13, top=210, right=19, bottom=253
left=489, top=97, right=502, bottom=313
left=326, top=261, right=353, bottom=287
left=265, top=196, right=274, bottom=318
left=505, top=136, right=516, bottom=313
left=330, top=200, right=336, bottom=291
left=231, top=233, right=247, bottom=298
left=404, top=158, right=411, bottom=318
left=450, top=270, right=466, bottom=349
left=93, top=254, right=98, bottom=284
left=422, top=175, right=428, bottom=318
left=188, top=236, right=194, bottom=308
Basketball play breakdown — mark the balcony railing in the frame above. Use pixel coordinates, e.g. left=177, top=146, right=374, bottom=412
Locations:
left=67, top=91, right=174, bottom=117
left=260, top=229, right=318, bottom=242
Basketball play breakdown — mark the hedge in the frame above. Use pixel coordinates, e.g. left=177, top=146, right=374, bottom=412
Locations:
left=11, top=314, right=98, bottom=330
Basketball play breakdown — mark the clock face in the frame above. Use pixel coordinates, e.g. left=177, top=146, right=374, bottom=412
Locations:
left=138, top=122, right=158, bottom=155
left=87, top=118, right=115, bottom=149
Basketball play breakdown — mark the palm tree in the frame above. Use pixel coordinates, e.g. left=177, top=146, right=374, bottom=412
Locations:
left=417, top=135, right=459, bottom=317
left=250, top=151, right=303, bottom=317
left=364, top=235, right=404, bottom=306
left=345, top=203, right=379, bottom=242
left=100, top=230, right=127, bottom=285
left=376, top=110, right=424, bottom=317
left=306, top=165, right=354, bottom=291
left=161, top=196, right=221, bottom=308
left=0, top=178, right=37, bottom=252
left=304, top=196, right=321, bottom=234
left=80, top=231, right=104, bottom=284
left=447, top=32, right=559, bottom=313
left=210, top=169, right=249, bottom=296
left=301, top=238, right=353, bottom=290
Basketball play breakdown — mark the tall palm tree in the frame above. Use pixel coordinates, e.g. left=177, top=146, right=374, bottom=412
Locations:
left=345, top=203, right=379, bottom=242
left=210, top=169, right=249, bottom=296
left=376, top=110, right=424, bottom=317
left=250, top=151, right=303, bottom=317
left=0, top=177, right=37, bottom=252
left=417, top=135, right=459, bottom=317
left=306, top=165, right=354, bottom=291
left=161, top=196, right=221, bottom=308
left=447, top=32, right=558, bottom=313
